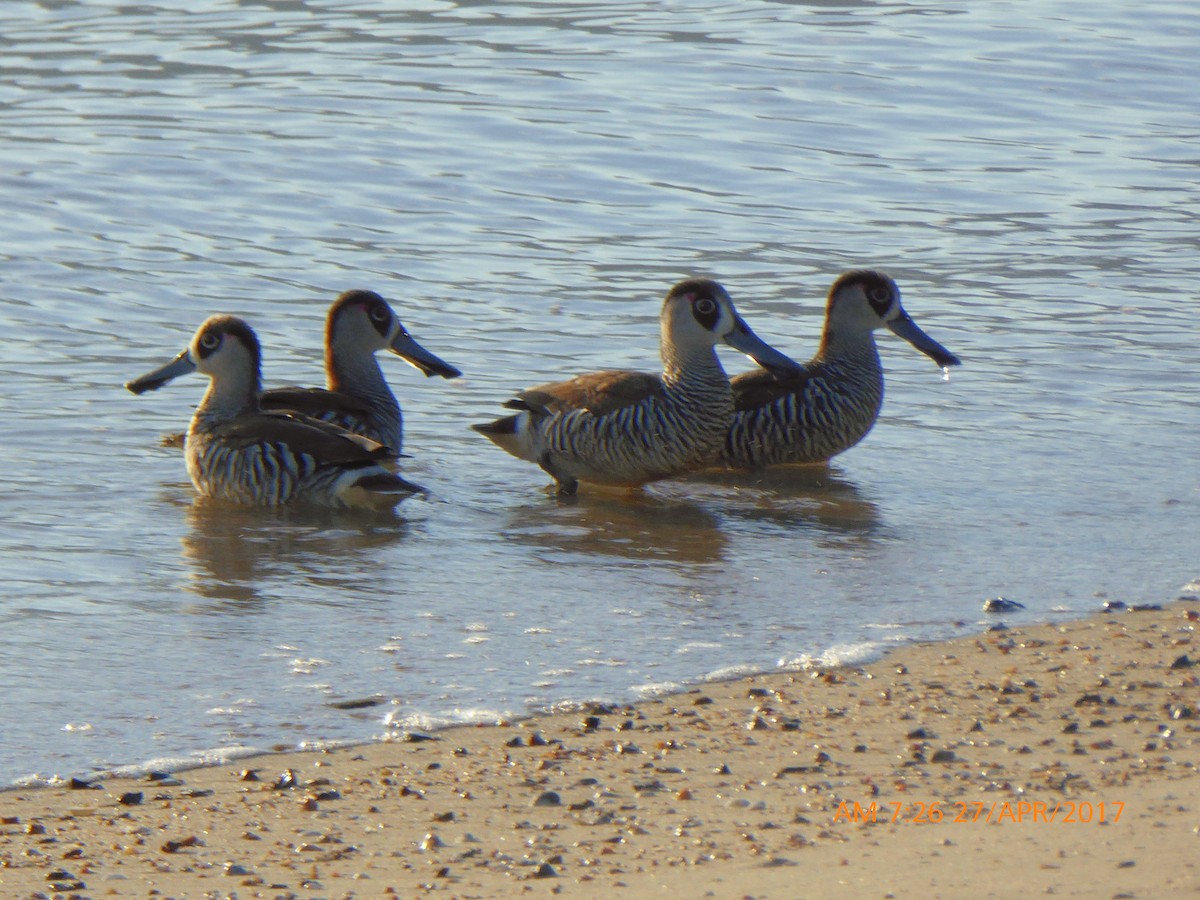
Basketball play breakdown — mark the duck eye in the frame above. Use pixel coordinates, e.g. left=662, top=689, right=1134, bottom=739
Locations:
left=868, top=286, right=891, bottom=303
left=199, top=332, right=220, bottom=350
left=694, top=297, right=717, bottom=316
left=369, top=303, right=390, bottom=323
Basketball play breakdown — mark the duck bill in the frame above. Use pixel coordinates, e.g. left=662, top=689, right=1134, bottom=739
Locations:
left=389, top=327, right=462, bottom=379
left=125, top=349, right=197, bottom=394
left=723, top=315, right=803, bottom=377
left=887, top=312, right=961, bottom=368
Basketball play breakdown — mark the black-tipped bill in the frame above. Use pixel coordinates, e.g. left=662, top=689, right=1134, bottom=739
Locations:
left=723, top=316, right=803, bottom=377
left=125, top=349, right=197, bottom=395
left=389, top=328, right=462, bottom=379
left=887, top=313, right=961, bottom=368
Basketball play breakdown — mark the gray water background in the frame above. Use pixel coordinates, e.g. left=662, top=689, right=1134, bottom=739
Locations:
left=0, top=0, right=1196, bottom=785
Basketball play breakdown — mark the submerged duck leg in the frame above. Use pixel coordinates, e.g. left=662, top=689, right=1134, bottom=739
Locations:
left=537, top=452, right=579, bottom=496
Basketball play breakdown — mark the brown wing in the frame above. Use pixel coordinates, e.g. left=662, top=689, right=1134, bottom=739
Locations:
left=216, top=412, right=390, bottom=467
left=261, top=386, right=374, bottom=419
left=729, top=367, right=817, bottom=413
left=509, top=370, right=665, bottom=418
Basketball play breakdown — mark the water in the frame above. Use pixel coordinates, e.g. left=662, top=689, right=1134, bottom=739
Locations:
left=0, top=0, right=1196, bottom=786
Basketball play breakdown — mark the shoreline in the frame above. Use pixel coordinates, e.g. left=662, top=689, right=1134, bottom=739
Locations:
left=2, top=602, right=1196, bottom=898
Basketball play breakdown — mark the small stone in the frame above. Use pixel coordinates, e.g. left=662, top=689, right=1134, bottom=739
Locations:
left=983, top=597, right=1025, bottom=613
left=931, top=749, right=957, bottom=763
left=328, top=695, right=385, bottom=710
left=1169, top=654, right=1194, bottom=669
left=117, top=792, right=143, bottom=806
left=533, top=862, right=558, bottom=878
left=273, top=770, right=298, bottom=790
left=532, top=791, right=561, bottom=807
left=161, top=836, right=203, bottom=853
left=421, top=833, right=444, bottom=850
left=225, top=863, right=251, bottom=876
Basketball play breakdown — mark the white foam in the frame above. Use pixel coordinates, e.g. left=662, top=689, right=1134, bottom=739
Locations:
left=675, top=641, right=723, bottom=654
left=5, top=745, right=275, bottom=789
left=704, top=662, right=769, bottom=682
left=779, top=641, right=885, bottom=671
left=383, top=707, right=510, bottom=732
left=633, top=681, right=685, bottom=699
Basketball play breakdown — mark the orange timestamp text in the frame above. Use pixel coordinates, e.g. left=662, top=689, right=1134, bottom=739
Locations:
left=834, top=800, right=1124, bottom=825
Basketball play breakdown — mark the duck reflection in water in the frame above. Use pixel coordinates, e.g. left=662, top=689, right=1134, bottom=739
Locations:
left=498, top=489, right=729, bottom=566
left=673, top=464, right=882, bottom=541
left=180, top=497, right=409, bottom=604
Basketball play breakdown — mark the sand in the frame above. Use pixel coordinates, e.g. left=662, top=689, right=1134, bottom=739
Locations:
left=2, top=602, right=1197, bottom=899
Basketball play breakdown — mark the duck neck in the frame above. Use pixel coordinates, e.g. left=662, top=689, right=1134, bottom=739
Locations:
left=327, top=343, right=398, bottom=412
left=661, top=343, right=730, bottom=398
left=195, top=366, right=260, bottom=426
left=816, top=325, right=883, bottom=372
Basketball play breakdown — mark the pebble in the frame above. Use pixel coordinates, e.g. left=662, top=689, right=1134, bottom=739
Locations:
left=983, top=597, right=1025, bottom=613
left=421, top=833, right=445, bottom=850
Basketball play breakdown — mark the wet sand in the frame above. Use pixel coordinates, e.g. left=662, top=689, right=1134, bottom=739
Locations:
left=1, top=602, right=1196, bottom=899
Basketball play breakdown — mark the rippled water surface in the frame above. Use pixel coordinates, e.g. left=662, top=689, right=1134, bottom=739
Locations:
left=1, top=1, right=1197, bottom=785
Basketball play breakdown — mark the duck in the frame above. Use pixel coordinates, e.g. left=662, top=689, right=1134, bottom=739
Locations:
left=471, top=278, right=802, bottom=495
left=721, top=270, right=961, bottom=470
left=261, top=289, right=461, bottom=455
left=126, top=315, right=424, bottom=509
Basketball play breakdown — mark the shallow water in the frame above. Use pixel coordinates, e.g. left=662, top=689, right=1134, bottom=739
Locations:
left=0, top=0, right=1197, bottom=785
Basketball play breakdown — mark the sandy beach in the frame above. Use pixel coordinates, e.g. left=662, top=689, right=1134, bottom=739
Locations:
left=2, top=601, right=1196, bottom=899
